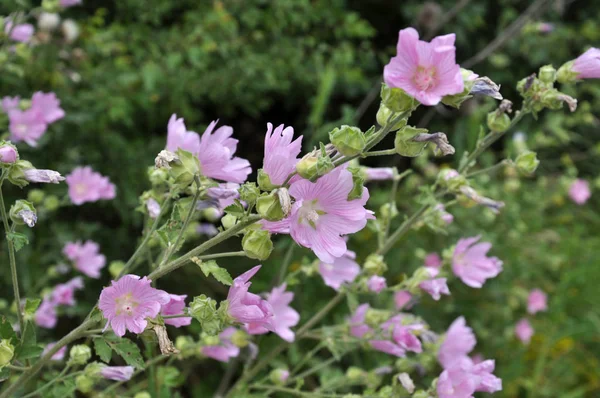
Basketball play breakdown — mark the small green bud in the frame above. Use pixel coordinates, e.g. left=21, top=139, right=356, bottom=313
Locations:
left=202, top=207, right=222, bottom=222
left=516, top=151, right=540, bottom=175
left=239, top=182, right=260, bottom=205
left=83, top=361, right=104, bottom=377
left=190, top=295, right=221, bottom=335
left=108, top=261, right=126, bottom=279
left=256, top=192, right=285, bottom=222
left=365, top=308, right=391, bottom=328
left=43, top=195, right=60, bottom=212
left=329, top=125, right=366, bottom=157
left=175, top=336, right=194, bottom=351
left=295, top=156, right=318, bottom=179
left=27, top=189, right=45, bottom=204
left=346, top=367, right=365, bottom=381
left=394, top=125, right=428, bottom=157
left=347, top=167, right=365, bottom=201
left=231, top=330, right=249, bottom=348
left=0, top=339, right=14, bottom=369
left=148, top=166, right=169, bottom=186
left=169, top=149, right=200, bottom=189
left=9, top=199, right=36, bottom=227
left=69, top=345, right=91, bottom=366
left=486, top=111, right=511, bottom=133
left=363, top=254, right=387, bottom=276
left=380, top=202, right=398, bottom=221
left=381, top=84, right=417, bottom=113
left=376, top=104, right=407, bottom=132
left=221, top=214, right=237, bottom=230
left=242, top=229, right=273, bottom=260
left=75, top=375, right=95, bottom=393
left=257, top=169, right=278, bottom=191
left=134, top=393, right=152, bottom=398
left=538, top=64, right=557, bottom=84
left=296, top=145, right=334, bottom=180
left=556, top=60, right=578, bottom=84
left=7, top=160, right=34, bottom=188
left=269, top=369, right=290, bottom=385
left=540, top=89, right=578, bottom=112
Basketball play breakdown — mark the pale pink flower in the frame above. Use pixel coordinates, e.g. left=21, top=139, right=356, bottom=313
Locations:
left=35, top=298, right=58, bottom=329
left=349, top=303, right=372, bottom=338
left=318, top=250, right=360, bottom=291
left=0, top=145, right=18, bottom=163
left=60, top=0, right=82, bottom=8
left=370, top=322, right=422, bottom=358
left=202, top=327, right=240, bottom=363
left=364, top=167, right=395, bottom=181
left=437, top=356, right=501, bottom=397
left=146, top=198, right=160, bottom=218
left=288, top=166, right=371, bottom=263
left=51, top=277, right=84, bottom=306
left=452, top=236, right=503, bottom=288
left=436, top=204, right=454, bottom=224
left=63, top=240, right=106, bottom=278
left=471, top=359, right=502, bottom=393
left=247, top=283, right=299, bottom=342
left=2, top=96, right=20, bottom=112
left=515, top=318, right=534, bottom=344
left=66, top=166, right=116, bottom=205
left=24, top=169, right=65, bottom=184
left=383, top=27, right=464, bottom=106
left=438, top=316, right=476, bottom=369
left=568, top=179, right=591, bottom=205
left=8, top=109, right=47, bottom=147
left=419, top=277, right=450, bottom=301
left=394, top=291, right=413, bottom=309
left=527, top=289, right=548, bottom=314
left=261, top=218, right=291, bottom=234
left=31, top=92, right=65, bottom=124
left=161, top=294, right=192, bottom=328
left=100, top=366, right=134, bottom=381
left=4, top=21, right=34, bottom=43
left=227, top=265, right=274, bottom=331
left=367, top=275, right=387, bottom=293
left=425, top=252, right=442, bottom=268
left=572, top=48, right=600, bottom=79
left=166, top=114, right=200, bottom=154
left=98, top=275, right=170, bottom=337
left=43, top=343, right=67, bottom=360
left=263, top=123, right=302, bottom=186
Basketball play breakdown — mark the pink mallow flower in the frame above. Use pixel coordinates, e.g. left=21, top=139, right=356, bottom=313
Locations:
left=4, top=21, right=34, bottom=43
left=262, top=123, right=302, bottom=186
left=370, top=317, right=423, bottom=358
left=438, top=316, right=477, bottom=369
left=100, top=366, right=134, bottom=381
left=383, top=27, right=464, bottom=106
left=1, top=96, right=20, bottom=112
left=349, top=303, right=372, bottom=338
left=202, top=327, right=240, bottom=363
left=43, top=343, right=67, bottom=361
left=227, top=265, right=274, bottom=331
left=63, top=240, right=106, bottom=278
left=367, top=275, right=387, bottom=293
left=515, top=318, right=534, bottom=344
left=572, top=48, right=600, bottom=79
left=247, top=283, right=299, bottom=342
left=34, top=298, right=58, bottom=329
left=452, top=236, right=502, bottom=288
left=527, top=289, right=548, bottom=314
left=318, top=250, right=360, bottom=291
left=161, top=294, right=192, bottom=328
left=31, top=92, right=65, bottom=124
left=419, top=277, right=450, bottom=301
left=8, top=109, right=47, bottom=147
left=424, top=252, right=442, bottom=268
left=51, top=277, right=84, bottom=306
left=288, top=166, right=371, bottom=263
left=66, top=166, right=116, bottom=205
left=568, top=179, right=591, bottom=205
left=437, top=356, right=502, bottom=398
left=394, top=291, right=413, bottom=310
left=99, top=275, right=170, bottom=337
left=165, top=114, right=251, bottom=184
left=364, top=167, right=395, bottom=182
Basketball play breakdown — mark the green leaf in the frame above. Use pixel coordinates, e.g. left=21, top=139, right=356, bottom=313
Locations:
left=196, top=259, right=232, bottom=286
left=24, top=298, right=41, bottom=316
left=223, top=200, right=245, bottom=218
left=50, top=378, right=76, bottom=398
left=0, top=316, right=17, bottom=343
left=156, top=217, right=184, bottom=249
left=105, top=337, right=145, bottom=369
left=16, top=344, right=43, bottom=360
left=7, top=232, right=29, bottom=252
left=16, top=321, right=42, bottom=360
left=93, top=338, right=112, bottom=363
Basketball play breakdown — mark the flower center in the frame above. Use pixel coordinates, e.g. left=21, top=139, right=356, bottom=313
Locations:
left=15, top=124, right=27, bottom=137
left=115, top=293, right=139, bottom=316
left=74, top=183, right=87, bottom=195
left=298, top=199, right=325, bottom=229
left=413, top=66, right=437, bottom=91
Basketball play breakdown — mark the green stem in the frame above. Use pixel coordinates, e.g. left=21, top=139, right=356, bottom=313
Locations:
left=148, top=215, right=261, bottom=281
left=194, top=251, right=246, bottom=261
left=249, top=385, right=345, bottom=397
left=377, top=203, right=430, bottom=256
left=0, top=172, right=23, bottom=334
left=362, top=148, right=396, bottom=157
left=118, top=196, right=172, bottom=278
left=276, top=242, right=295, bottom=285
left=466, top=159, right=512, bottom=178
left=6, top=364, right=30, bottom=371
left=21, top=365, right=73, bottom=398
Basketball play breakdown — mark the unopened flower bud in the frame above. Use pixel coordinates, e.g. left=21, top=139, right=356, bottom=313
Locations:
left=75, top=375, right=95, bottom=393
left=556, top=60, right=578, bottom=84
left=257, top=169, right=277, bottom=191
left=516, top=150, right=540, bottom=175
left=0, top=143, right=18, bottom=165
left=346, top=367, right=365, bottom=381
left=108, top=261, right=126, bottom=279
left=487, top=110, right=511, bottom=133
left=459, top=186, right=505, bottom=213
left=69, top=344, right=91, bottom=366
left=381, top=84, right=417, bottom=113
left=363, top=167, right=395, bottom=182
left=148, top=166, right=169, bottom=186
left=364, top=254, right=387, bottom=276
left=0, top=339, right=14, bottom=369
left=221, top=214, right=237, bottom=230
left=541, top=90, right=578, bottom=112
left=395, top=125, right=429, bottom=157
left=239, top=182, right=260, bottom=206
left=296, top=145, right=334, bottom=180
left=190, top=295, right=221, bottom=335
left=175, top=336, right=194, bottom=352
left=256, top=189, right=289, bottom=221
left=242, top=229, right=273, bottom=260
left=169, top=150, right=200, bottom=189
left=9, top=200, right=36, bottom=227
left=538, top=64, right=557, bottom=84
left=376, top=103, right=408, bottom=131
left=43, top=195, right=60, bottom=212
left=412, top=132, right=455, bottom=156
left=270, top=369, right=290, bottom=385
left=329, top=125, right=366, bottom=157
